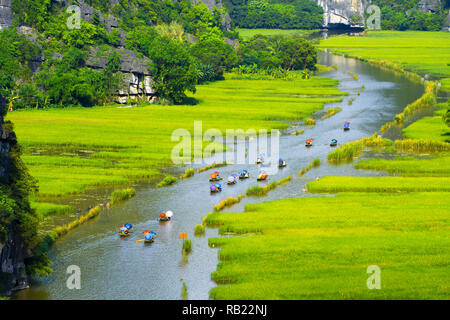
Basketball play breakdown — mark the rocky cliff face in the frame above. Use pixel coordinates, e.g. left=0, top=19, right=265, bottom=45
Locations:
left=0, top=98, right=30, bottom=295
left=418, top=0, right=441, bottom=13
left=316, top=0, right=366, bottom=29
left=193, top=0, right=232, bottom=30
left=0, top=0, right=13, bottom=30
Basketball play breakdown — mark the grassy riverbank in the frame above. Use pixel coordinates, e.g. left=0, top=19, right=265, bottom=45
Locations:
left=7, top=74, right=345, bottom=214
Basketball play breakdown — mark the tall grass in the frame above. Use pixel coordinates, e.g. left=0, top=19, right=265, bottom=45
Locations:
left=246, top=175, right=292, bottom=197
left=307, top=176, right=450, bottom=193
left=394, top=139, right=450, bottom=153
left=48, top=206, right=102, bottom=240
left=197, top=161, right=228, bottom=173
left=214, top=195, right=245, bottom=212
left=303, top=118, right=316, bottom=126
left=328, top=133, right=392, bottom=163
left=393, top=81, right=438, bottom=126
left=157, top=175, right=178, bottom=187
left=110, top=188, right=136, bottom=205
left=321, top=107, right=342, bottom=120
left=298, top=158, right=320, bottom=176
left=180, top=168, right=195, bottom=179
left=182, top=239, right=192, bottom=255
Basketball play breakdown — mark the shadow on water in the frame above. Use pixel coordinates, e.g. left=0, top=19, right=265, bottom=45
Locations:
left=13, top=50, right=425, bottom=300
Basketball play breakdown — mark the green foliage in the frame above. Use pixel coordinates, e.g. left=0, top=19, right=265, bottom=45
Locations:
left=191, top=33, right=238, bottom=82
left=371, top=0, right=447, bottom=31
left=157, top=175, right=178, bottom=187
left=182, top=239, right=192, bottom=254
left=110, top=188, right=136, bottom=205
left=226, top=0, right=323, bottom=29
left=237, top=34, right=317, bottom=74
left=194, top=224, right=205, bottom=235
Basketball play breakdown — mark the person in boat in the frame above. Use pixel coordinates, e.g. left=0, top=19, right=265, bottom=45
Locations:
left=210, top=183, right=222, bottom=193
left=142, top=230, right=156, bottom=243
left=330, top=139, right=338, bottom=147
left=256, top=154, right=264, bottom=164
left=159, top=210, right=173, bottom=221
left=239, top=170, right=250, bottom=179
left=305, top=138, right=314, bottom=147
left=119, top=225, right=130, bottom=237
left=227, top=174, right=238, bottom=185
left=344, top=122, right=350, bottom=131
left=257, top=171, right=268, bottom=181
left=209, top=171, right=222, bottom=181
left=279, top=158, right=287, bottom=168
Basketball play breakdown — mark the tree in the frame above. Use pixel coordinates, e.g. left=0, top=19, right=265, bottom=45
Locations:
left=148, top=35, right=198, bottom=103
left=191, top=33, right=238, bottom=81
left=276, top=37, right=317, bottom=71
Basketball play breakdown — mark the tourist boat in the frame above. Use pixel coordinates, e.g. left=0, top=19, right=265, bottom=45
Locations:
left=239, top=170, right=250, bottom=179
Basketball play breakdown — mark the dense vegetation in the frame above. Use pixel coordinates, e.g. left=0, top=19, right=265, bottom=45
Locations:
left=372, top=0, right=449, bottom=31
left=224, top=0, right=323, bottom=29
left=1, top=0, right=320, bottom=108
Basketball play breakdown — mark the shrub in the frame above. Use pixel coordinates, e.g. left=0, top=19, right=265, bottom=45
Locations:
left=110, top=188, right=136, bottom=205
left=180, top=168, right=195, bottom=179
left=183, top=239, right=192, bottom=254
left=157, top=175, right=178, bottom=187
left=194, top=224, right=205, bottom=235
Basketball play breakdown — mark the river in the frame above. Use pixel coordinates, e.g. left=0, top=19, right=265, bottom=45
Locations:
left=13, top=50, right=425, bottom=300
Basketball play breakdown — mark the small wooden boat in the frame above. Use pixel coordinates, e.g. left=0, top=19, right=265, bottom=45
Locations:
left=278, top=159, right=287, bottom=168
left=305, top=138, right=314, bottom=147
left=226, top=174, right=238, bottom=185
left=344, top=122, right=350, bottom=131
left=210, top=183, right=222, bottom=193
left=159, top=211, right=173, bottom=222
left=330, top=139, right=338, bottom=147
left=239, top=170, right=250, bottom=179
left=257, top=172, right=268, bottom=181
left=209, top=171, right=222, bottom=182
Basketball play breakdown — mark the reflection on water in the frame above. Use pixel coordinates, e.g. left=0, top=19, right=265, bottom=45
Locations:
left=13, top=51, right=424, bottom=300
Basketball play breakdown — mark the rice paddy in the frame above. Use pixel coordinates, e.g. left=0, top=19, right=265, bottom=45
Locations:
left=7, top=75, right=345, bottom=199
left=319, top=31, right=450, bottom=78
left=306, top=176, right=450, bottom=193
left=207, top=192, right=450, bottom=299
left=355, top=155, right=450, bottom=176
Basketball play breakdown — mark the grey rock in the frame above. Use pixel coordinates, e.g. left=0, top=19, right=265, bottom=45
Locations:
left=418, top=0, right=441, bottom=13
left=0, top=0, right=13, bottom=30
left=316, top=0, right=365, bottom=29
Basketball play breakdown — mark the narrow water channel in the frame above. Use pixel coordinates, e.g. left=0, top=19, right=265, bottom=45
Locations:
left=14, top=51, right=425, bottom=300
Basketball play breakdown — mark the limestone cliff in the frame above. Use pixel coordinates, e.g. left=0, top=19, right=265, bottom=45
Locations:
left=316, top=0, right=366, bottom=29
left=0, top=0, right=13, bottom=30
left=0, top=97, right=30, bottom=295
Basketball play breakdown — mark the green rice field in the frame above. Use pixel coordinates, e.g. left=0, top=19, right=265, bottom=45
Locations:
left=7, top=75, right=345, bottom=198
left=207, top=192, right=450, bottom=299
left=306, top=176, right=450, bottom=193
left=355, top=155, right=450, bottom=176
left=319, top=31, right=450, bottom=78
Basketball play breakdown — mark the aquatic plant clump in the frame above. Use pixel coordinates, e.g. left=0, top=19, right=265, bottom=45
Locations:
left=194, top=224, right=205, bottom=235
left=157, top=175, right=178, bottom=187
left=180, top=168, right=195, bottom=179
left=214, top=195, right=244, bottom=212
left=328, top=133, right=392, bottom=163
left=110, top=188, right=136, bottom=205
left=394, top=139, right=450, bottom=153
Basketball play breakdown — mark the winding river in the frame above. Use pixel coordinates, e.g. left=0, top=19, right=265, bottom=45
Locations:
left=14, top=50, right=425, bottom=300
